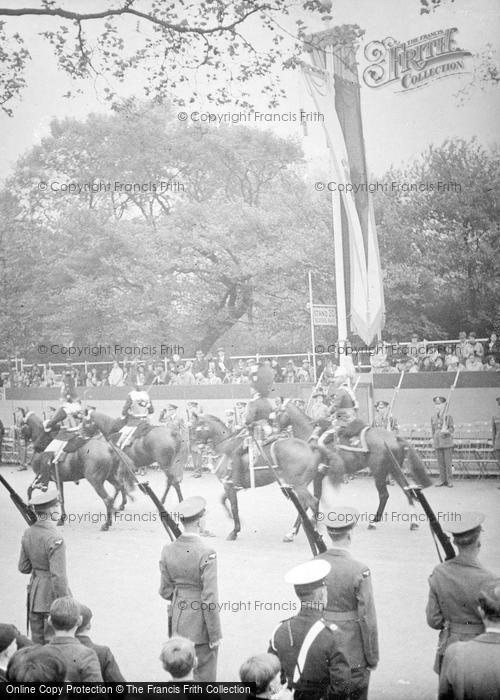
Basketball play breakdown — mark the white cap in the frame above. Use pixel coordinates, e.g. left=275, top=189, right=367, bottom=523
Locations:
left=284, top=559, right=330, bottom=589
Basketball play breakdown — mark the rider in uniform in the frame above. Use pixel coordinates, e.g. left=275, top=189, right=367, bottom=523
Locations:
left=18, top=486, right=70, bottom=644
left=231, top=364, right=274, bottom=489
left=35, top=387, right=84, bottom=491
left=372, top=401, right=398, bottom=433
left=269, top=559, right=351, bottom=700
left=116, top=384, right=154, bottom=448
left=328, top=369, right=367, bottom=450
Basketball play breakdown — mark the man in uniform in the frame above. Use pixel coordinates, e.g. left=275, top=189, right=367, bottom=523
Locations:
left=316, top=506, right=379, bottom=700
left=18, top=487, right=71, bottom=644
left=431, top=396, right=454, bottom=487
left=224, top=409, right=236, bottom=431
left=159, top=497, right=221, bottom=681
left=372, top=401, right=398, bottom=432
left=186, top=401, right=203, bottom=478
left=438, top=577, right=500, bottom=699
left=231, top=363, right=274, bottom=489
left=234, top=401, right=247, bottom=429
left=309, top=393, right=331, bottom=423
left=426, top=511, right=495, bottom=675
left=117, top=384, right=154, bottom=448
left=492, top=397, right=500, bottom=486
left=269, top=559, right=350, bottom=700
left=160, top=404, right=185, bottom=433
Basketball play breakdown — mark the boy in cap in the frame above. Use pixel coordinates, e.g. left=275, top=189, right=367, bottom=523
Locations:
left=315, top=506, right=379, bottom=700
left=18, top=487, right=70, bottom=644
left=159, top=496, right=221, bottom=681
left=439, top=577, right=500, bottom=699
left=431, top=396, right=454, bottom=487
left=426, top=511, right=495, bottom=674
left=76, top=604, right=125, bottom=682
left=269, top=559, right=350, bottom=700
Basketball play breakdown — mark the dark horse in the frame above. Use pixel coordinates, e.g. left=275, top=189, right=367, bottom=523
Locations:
left=88, top=410, right=185, bottom=504
left=276, top=401, right=432, bottom=532
left=192, top=413, right=325, bottom=542
left=24, top=412, right=135, bottom=530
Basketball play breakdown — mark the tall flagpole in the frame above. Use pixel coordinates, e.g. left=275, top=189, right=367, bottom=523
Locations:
left=308, top=270, right=318, bottom=382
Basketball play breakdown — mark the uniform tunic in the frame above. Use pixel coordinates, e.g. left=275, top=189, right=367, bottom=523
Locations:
left=431, top=413, right=454, bottom=483
left=316, top=548, right=379, bottom=700
left=426, top=551, right=495, bottom=673
left=269, top=607, right=351, bottom=700
left=18, top=520, right=70, bottom=644
left=159, top=533, right=221, bottom=682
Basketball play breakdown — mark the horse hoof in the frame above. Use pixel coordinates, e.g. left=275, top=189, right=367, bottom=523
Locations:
left=119, top=504, right=125, bottom=511
left=56, top=519, right=64, bottom=527
left=226, top=531, right=237, bottom=541
left=410, top=523, right=419, bottom=531
left=282, top=532, right=295, bottom=543
left=100, top=523, right=110, bottom=532
left=368, top=523, right=376, bottom=530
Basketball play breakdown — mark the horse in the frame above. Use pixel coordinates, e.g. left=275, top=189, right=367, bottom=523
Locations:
left=275, top=401, right=433, bottom=532
left=24, top=412, right=136, bottom=530
left=192, top=413, right=327, bottom=542
left=88, top=410, right=185, bottom=504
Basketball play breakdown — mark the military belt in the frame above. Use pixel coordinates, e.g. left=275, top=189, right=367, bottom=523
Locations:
left=325, top=610, right=358, bottom=621
left=33, top=569, right=51, bottom=578
left=448, top=621, right=484, bottom=634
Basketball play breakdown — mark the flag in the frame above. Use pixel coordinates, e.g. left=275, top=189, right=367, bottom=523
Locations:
left=302, top=40, right=385, bottom=345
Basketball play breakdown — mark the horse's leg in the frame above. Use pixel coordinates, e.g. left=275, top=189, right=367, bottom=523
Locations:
left=283, top=515, right=301, bottom=543
left=224, top=483, right=241, bottom=541
left=57, top=480, right=66, bottom=527
left=87, top=476, right=114, bottom=531
left=160, top=472, right=171, bottom=505
left=368, top=473, right=389, bottom=531
left=173, top=479, right=183, bottom=503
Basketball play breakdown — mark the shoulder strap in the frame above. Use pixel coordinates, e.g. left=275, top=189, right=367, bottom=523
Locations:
left=293, top=619, right=325, bottom=684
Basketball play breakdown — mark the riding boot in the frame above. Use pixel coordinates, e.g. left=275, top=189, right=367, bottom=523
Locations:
left=35, top=455, right=54, bottom=491
left=230, top=454, right=244, bottom=490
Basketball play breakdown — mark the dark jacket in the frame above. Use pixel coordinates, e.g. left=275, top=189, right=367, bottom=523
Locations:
left=77, top=635, right=125, bottom=682
left=48, top=636, right=102, bottom=681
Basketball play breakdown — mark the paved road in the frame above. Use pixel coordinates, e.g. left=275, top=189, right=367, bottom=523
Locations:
left=1, top=463, right=499, bottom=698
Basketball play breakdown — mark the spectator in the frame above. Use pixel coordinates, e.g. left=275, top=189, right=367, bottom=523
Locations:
left=90, top=368, right=100, bottom=386
left=283, top=360, right=297, bottom=383
left=7, top=646, right=67, bottom=683
left=45, top=363, right=56, bottom=387
left=47, top=597, right=102, bottom=681
left=466, top=331, right=484, bottom=358
left=136, top=366, right=146, bottom=386
left=456, top=330, right=472, bottom=362
left=240, top=653, right=290, bottom=700
left=205, top=369, right=222, bottom=385
left=108, top=361, right=124, bottom=387
left=465, top=355, right=484, bottom=371
left=408, top=333, right=426, bottom=360
left=405, top=358, right=419, bottom=373
left=484, top=355, right=500, bottom=371
left=76, top=605, right=125, bottom=682
left=143, top=362, right=156, bottom=384
left=215, top=347, right=232, bottom=379
left=85, top=370, right=94, bottom=387
left=439, top=577, right=500, bottom=699
left=296, top=359, right=313, bottom=382
left=419, top=357, right=434, bottom=372
left=447, top=359, right=461, bottom=372
left=175, top=362, right=196, bottom=385
left=444, top=350, right=460, bottom=369
left=191, top=350, right=208, bottom=378
left=271, top=357, right=284, bottom=383
left=432, top=357, right=445, bottom=372
left=484, top=332, right=500, bottom=362
left=160, top=637, right=197, bottom=682
left=100, top=369, right=109, bottom=387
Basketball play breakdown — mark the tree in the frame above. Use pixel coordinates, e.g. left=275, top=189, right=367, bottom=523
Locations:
left=0, top=0, right=333, bottom=116
left=373, top=138, right=500, bottom=339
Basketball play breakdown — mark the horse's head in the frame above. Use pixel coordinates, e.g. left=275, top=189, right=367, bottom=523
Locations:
left=192, top=414, right=230, bottom=446
left=24, top=412, right=44, bottom=441
left=85, top=409, right=115, bottom=436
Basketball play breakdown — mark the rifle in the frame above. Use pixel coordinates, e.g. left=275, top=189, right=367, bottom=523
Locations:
left=306, top=369, right=325, bottom=414
left=250, top=435, right=327, bottom=555
left=441, top=368, right=460, bottom=424
left=386, top=370, right=405, bottom=430
left=0, top=473, right=37, bottom=526
left=384, top=442, right=455, bottom=561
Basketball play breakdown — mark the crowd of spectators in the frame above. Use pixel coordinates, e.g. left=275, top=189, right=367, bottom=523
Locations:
left=1, top=332, right=499, bottom=389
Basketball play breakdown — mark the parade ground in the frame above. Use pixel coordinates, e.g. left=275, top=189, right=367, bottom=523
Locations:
left=1, top=463, right=499, bottom=699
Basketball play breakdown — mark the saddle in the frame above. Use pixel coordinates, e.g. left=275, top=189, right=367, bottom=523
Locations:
left=336, top=422, right=370, bottom=453
left=63, top=435, right=90, bottom=453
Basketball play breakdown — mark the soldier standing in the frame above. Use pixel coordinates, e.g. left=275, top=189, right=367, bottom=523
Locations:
left=159, top=497, right=221, bottom=681
left=372, top=401, right=398, bottom=432
left=426, top=512, right=495, bottom=675
left=431, top=396, right=454, bottom=487
left=492, top=397, right=500, bottom=486
left=18, top=487, right=71, bottom=644
left=269, top=559, right=351, bottom=700
left=316, top=506, right=379, bottom=700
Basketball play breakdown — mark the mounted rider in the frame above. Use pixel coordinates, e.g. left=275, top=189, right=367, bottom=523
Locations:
left=34, top=385, right=85, bottom=490
left=230, top=363, right=274, bottom=489
left=327, top=368, right=368, bottom=451
left=116, top=384, right=154, bottom=448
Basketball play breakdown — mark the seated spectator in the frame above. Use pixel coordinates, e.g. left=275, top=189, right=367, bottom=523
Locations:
left=45, top=363, right=56, bottom=387
left=100, top=369, right=109, bottom=386
left=465, top=354, right=484, bottom=371
left=0, top=625, right=19, bottom=680
left=175, top=362, right=196, bottom=385
left=191, top=350, right=208, bottom=378
left=160, top=637, right=197, bottom=681
left=323, top=358, right=338, bottom=380
left=47, top=597, right=102, bottom=681
left=456, top=330, right=472, bottom=362
left=444, top=350, right=460, bottom=369
left=283, top=361, right=297, bottom=383
left=205, top=369, right=222, bottom=385
left=484, top=355, right=500, bottom=371
left=447, top=359, right=462, bottom=372
left=90, top=368, right=100, bottom=386
left=432, top=357, right=445, bottom=371
left=108, top=361, right=124, bottom=387
left=215, top=347, right=232, bottom=379
left=151, top=363, right=165, bottom=385
left=7, top=646, right=67, bottom=682
left=484, top=332, right=500, bottom=361
left=405, top=358, right=419, bottom=373
left=419, top=357, right=434, bottom=372
left=239, top=653, right=289, bottom=700
left=76, top=605, right=125, bottom=682
left=439, top=578, right=500, bottom=700
left=408, top=333, right=426, bottom=361
left=296, top=359, right=313, bottom=382
left=136, top=366, right=146, bottom=386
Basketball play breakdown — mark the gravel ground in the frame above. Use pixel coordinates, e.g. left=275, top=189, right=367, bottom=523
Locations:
left=1, top=463, right=499, bottom=699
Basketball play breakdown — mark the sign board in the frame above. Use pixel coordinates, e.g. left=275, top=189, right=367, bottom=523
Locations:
left=312, top=305, right=336, bottom=326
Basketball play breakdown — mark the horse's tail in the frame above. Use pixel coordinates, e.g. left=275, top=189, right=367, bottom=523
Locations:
left=325, top=452, right=345, bottom=488
left=399, top=439, right=433, bottom=488
left=114, top=449, right=137, bottom=495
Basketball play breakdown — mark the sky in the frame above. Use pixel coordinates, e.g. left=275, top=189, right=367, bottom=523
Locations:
left=0, top=0, right=498, bottom=181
